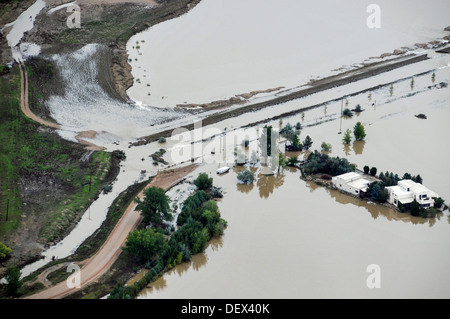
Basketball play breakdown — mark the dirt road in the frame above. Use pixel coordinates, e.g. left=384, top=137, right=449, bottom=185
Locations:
left=25, top=163, right=198, bottom=299
left=18, top=61, right=61, bottom=129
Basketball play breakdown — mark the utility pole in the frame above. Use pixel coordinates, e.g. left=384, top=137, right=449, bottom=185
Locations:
left=339, top=99, right=343, bottom=134
left=6, top=199, right=9, bottom=221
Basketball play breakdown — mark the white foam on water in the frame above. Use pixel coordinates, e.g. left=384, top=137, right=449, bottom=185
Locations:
left=3, top=0, right=46, bottom=61
left=45, top=44, right=184, bottom=143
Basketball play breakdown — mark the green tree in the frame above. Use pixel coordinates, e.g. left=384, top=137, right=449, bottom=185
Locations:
left=343, top=108, right=353, bottom=117
left=402, top=172, right=412, bottom=180
left=0, top=242, right=12, bottom=260
left=412, top=174, right=423, bottom=184
left=363, top=165, right=370, bottom=174
left=434, top=197, right=444, bottom=209
left=369, top=182, right=388, bottom=203
left=5, top=267, right=22, bottom=296
left=280, top=123, right=295, bottom=141
left=194, top=173, right=213, bottom=191
left=237, top=169, right=255, bottom=184
left=291, top=134, right=302, bottom=151
left=370, top=167, right=377, bottom=176
left=321, top=142, right=332, bottom=152
left=343, top=129, right=352, bottom=145
left=286, top=156, right=299, bottom=166
left=124, top=228, right=168, bottom=262
left=302, top=135, right=313, bottom=150
left=353, top=122, right=366, bottom=141
left=203, top=200, right=219, bottom=213
left=410, top=199, right=420, bottom=216
left=135, top=187, right=172, bottom=225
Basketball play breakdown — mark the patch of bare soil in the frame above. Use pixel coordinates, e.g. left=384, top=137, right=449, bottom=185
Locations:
left=75, top=131, right=106, bottom=151
left=176, top=86, right=286, bottom=111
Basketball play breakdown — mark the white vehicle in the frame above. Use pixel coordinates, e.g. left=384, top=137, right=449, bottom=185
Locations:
left=216, top=166, right=231, bottom=174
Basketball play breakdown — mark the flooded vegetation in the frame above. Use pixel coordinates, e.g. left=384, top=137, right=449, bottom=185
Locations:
left=1, top=0, right=449, bottom=300
left=136, top=61, right=450, bottom=299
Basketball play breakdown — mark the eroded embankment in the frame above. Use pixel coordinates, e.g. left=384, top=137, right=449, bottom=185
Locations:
left=17, top=0, right=203, bottom=102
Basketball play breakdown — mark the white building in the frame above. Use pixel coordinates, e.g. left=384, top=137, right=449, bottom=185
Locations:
left=332, top=172, right=371, bottom=197
left=385, top=179, right=438, bottom=208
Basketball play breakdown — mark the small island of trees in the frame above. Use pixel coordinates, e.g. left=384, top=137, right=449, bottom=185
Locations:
left=110, top=173, right=227, bottom=299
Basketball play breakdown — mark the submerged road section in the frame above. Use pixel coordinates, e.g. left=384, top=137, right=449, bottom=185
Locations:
left=130, top=53, right=429, bottom=147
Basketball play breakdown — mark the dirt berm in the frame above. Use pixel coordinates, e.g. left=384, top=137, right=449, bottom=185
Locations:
left=130, top=53, right=429, bottom=147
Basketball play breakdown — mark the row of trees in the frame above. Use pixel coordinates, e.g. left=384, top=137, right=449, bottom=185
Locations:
left=116, top=174, right=227, bottom=299
left=278, top=123, right=312, bottom=152
left=343, top=122, right=366, bottom=145
left=304, top=150, right=355, bottom=176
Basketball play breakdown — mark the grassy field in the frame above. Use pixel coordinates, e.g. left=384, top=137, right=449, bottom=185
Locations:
left=0, top=64, right=120, bottom=264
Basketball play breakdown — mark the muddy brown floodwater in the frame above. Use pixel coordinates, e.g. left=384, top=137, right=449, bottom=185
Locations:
left=138, top=164, right=449, bottom=299
left=137, top=66, right=450, bottom=299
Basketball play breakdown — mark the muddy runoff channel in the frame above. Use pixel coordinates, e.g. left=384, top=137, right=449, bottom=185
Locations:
left=133, top=64, right=450, bottom=299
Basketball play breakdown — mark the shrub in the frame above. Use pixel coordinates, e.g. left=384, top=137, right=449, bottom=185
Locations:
left=363, top=165, right=370, bottom=174
left=203, top=200, right=219, bottom=213
left=290, top=135, right=302, bottom=151
left=210, top=187, right=223, bottom=198
left=194, top=173, right=213, bottom=190
left=302, top=135, right=313, bottom=150
left=434, top=197, right=444, bottom=209
left=286, top=156, right=299, bottom=166
left=368, top=182, right=388, bottom=203
left=0, top=242, right=12, bottom=260
left=354, top=104, right=362, bottom=112
left=343, top=108, right=354, bottom=117
left=321, top=142, right=332, bottom=152
left=410, top=199, right=420, bottom=216
left=304, top=150, right=355, bottom=176
left=342, top=129, right=352, bottom=145
left=280, top=123, right=295, bottom=141
left=353, top=122, right=366, bottom=140
left=370, top=167, right=377, bottom=176
left=5, top=267, right=22, bottom=297
left=0, top=64, right=11, bottom=75
left=241, top=139, right=250, bottom=147
left=158, top=137, right=166, bottom=143
left=237, top=169, right=254, bottom=184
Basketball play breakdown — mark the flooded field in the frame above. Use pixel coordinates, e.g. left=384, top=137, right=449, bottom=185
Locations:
left=127, top=0, right=450, bottom=108
left=136, top=63, right=450, bottom=299
left=137, top=165, right=450, bottom=298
